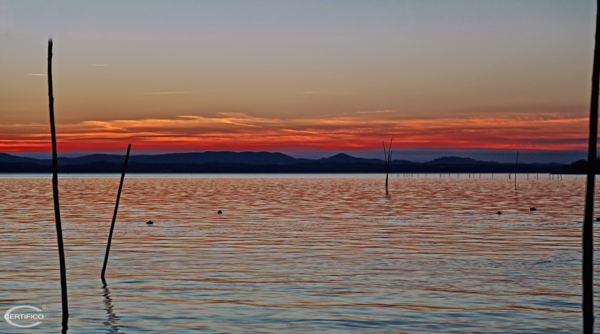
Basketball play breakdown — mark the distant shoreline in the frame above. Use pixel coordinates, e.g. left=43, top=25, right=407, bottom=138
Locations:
left=0, top=161, right=568, bottom=174
left=0, top=151, right=591, bottom=174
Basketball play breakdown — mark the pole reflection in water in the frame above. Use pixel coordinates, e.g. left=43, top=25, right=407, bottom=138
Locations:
left=102, top=284, right=120, bottom=333
left=384, top=190, right=393, bottom=215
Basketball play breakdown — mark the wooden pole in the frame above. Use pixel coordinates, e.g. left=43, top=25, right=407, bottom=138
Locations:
left=583, top=2, right=600, bottom=332
left=514, top=151, right=519, bottom=191
left=48, top=39, right=69, bottom=331
left=101, top=144, right=132, bottom=284
left=382, top=139, right=393, bottom=193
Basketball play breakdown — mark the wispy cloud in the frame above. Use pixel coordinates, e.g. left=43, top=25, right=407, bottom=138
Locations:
left=145, top=91, right=194, bottom=95
left=22, top=73, right=46, bottom=77
left=300, top=91, right=355, bottom=96
left=90, top=64, right=109, bottom=67
left=0, top=111, right=590, bottom=152
left=144, top=89, right=220, bottom=95
left=336, top=110, right=397, bottom=116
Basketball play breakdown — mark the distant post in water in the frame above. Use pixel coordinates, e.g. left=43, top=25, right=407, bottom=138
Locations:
left=514, top=151, right=519, bottom=191
left=582, top=1, right=600, bottom=332
left=382, top=139, right=393, bottom=193
left=101, top=144, right=132, bottom=284
left=48, top=38, right=69, bottom=330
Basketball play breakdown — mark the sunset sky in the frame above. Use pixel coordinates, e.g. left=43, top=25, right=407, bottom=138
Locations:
left=0, top=1, right=596, bottom=162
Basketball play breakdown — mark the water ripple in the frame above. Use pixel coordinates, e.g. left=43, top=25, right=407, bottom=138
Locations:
left=0, top=175, right=598, bottom=332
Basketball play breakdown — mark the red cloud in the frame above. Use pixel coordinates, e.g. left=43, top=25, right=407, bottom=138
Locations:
left=0, top=111, right=589, bottom=153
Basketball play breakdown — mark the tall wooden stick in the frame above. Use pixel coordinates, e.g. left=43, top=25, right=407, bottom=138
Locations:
left=514, top=151, right=519, bottom=191
left=583, top=1, right=600, bottom=332
left=101, top=144, right=132, bottom=284
left=48, top=39, right=69, bottom=330
left=382, top=139, right=393, bottom=192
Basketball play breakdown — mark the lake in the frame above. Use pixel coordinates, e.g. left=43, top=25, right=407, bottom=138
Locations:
left=0, top=174, right=598, bottom=333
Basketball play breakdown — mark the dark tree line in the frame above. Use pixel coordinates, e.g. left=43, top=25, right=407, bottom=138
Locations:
left=563, top=157, right=600, bottom=174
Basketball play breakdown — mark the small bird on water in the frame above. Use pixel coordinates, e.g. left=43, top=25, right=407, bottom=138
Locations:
left=530, top=207, right=537, bottom=211
left=218, top=210, right=222, bottom=214
left=146, top=220, right=154, bottom=224
left=497, top=211, right=502, bottom=215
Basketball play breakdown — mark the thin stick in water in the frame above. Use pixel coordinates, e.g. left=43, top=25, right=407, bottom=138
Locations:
left=101, top=144, right=132, bottom=284
left=382, top=139, right=393, bottom=193
left=583, top=0, right=600, bottom=331
left=48, top=38, right=69, bottom=331
left=514, top=150, right=519, bottom=191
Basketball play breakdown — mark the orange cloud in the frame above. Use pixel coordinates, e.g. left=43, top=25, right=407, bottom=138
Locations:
left=0, top=110, right=589, bottom=153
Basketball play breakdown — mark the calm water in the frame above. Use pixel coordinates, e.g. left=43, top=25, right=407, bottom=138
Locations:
left=0, top=174, right=598, bottom=333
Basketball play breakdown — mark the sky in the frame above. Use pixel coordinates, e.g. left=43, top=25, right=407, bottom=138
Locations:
left=0, top=0, right=597, bottom=162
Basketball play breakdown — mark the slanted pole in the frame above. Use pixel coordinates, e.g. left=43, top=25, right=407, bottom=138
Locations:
left=48, top=39, right=69, bottom=330
left=101, top=144, right=132, bottom=283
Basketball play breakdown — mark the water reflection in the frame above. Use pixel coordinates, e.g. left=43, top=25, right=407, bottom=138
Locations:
left=0, top=175, right=598, bottom=333
left=102, top=284, right=120, bottom=333
left=384, top=191, right=393, bottom=215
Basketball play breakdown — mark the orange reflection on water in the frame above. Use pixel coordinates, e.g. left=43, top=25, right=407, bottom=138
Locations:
left=0, top=174, right=598, bottom=332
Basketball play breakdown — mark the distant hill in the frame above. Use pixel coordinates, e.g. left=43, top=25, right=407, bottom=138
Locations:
left=316, top=153, right=379, bottom=164
left=56, top=154, right=128, bottom=165
left=426, top=156, right=498, bottom=165
left=0, top=153, right=45, bottom=164
left=130, top=151, right=302, bottom=165
left=317, top=153, right=414, bottom=164
left=0, top=151, right=304, bottom=165
left=0, top=151, right=569, bottom=173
